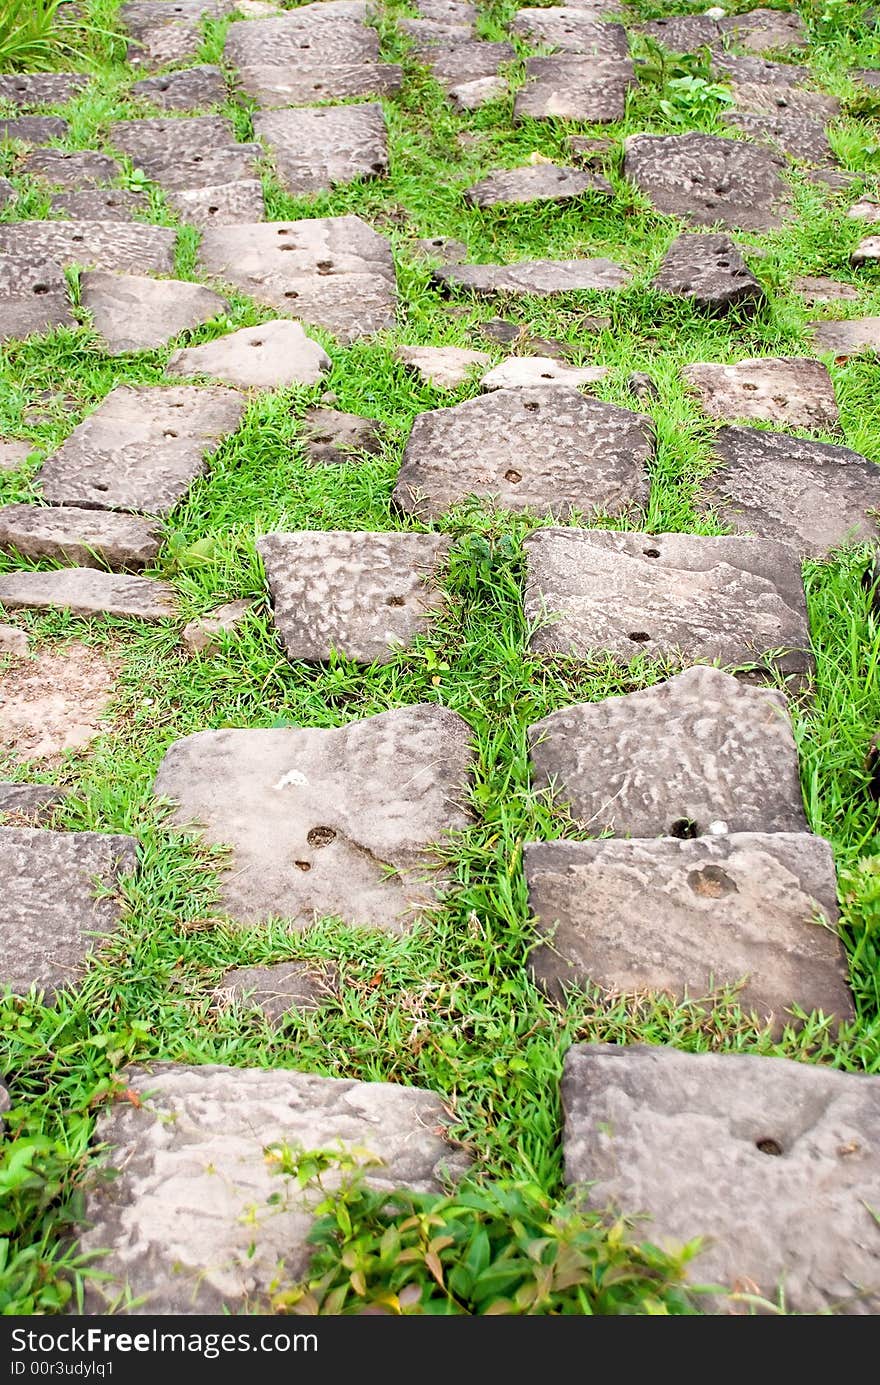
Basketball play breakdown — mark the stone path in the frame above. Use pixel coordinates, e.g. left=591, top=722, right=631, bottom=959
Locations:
left=0, top=0, right=877, bottom=1317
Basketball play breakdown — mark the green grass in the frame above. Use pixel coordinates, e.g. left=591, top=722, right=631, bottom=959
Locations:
left=0, top=0, right=878, bottom=1316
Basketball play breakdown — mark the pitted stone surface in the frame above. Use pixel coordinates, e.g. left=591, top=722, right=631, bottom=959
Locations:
left=848, top=197, right=880, bottom=224
left=811, top=317, right=880, bottom=357
left=81, top=272, right=228, bottom=354
left=300, top=407, right=384, bottom=464
left=729, top=82, right=838, bottom=118
left=0, top=116, right=67, bottom=143
left=705, top=425, right=880, bottom=559
left=0, top=222, right=176, bottom=275
left=0, top=178, right=14, bottom=206
left=480, top=356, right=607, bottom=391
left=182, top=599, right=253, bottom=655
left=449, top=75, right=506, bottom=110
left=166, top=180, right=265, bottom=227
left=38, top=385, right=245, bottom=516
left=514, top=56, right=635, bottom=122
left=0, top=504, right=162, bottom=571
left=0, top=73, right=87, bottom=106
left=0, top=440, right=33, bottom=471
left=792, top=275, right=859, bottom=305
left=652, top=233, right=764, bottom=312
left=259, top=530, right=451, bottom=664
left=236, top=62, right=401, bottom=106
left=528, top=665, right=807, bottom=838
left=425, top=40, right=514, bottom=87
left=723, top=110, right=831, bottom=165
left=132, top=66, right=227, bottom=110
left=712, top=54, right=809, bottom=85
left=435, top=257, right=629, bottom=297
left=120, top=0, right=235, bottom=37
left=0, top=255, right=72, bottom=342
left=79, top=1061, right=470, bottom=1314
left=216, top=962, right=330, bottom=1021
left=0, top=784, right=67, bottom=824
left=109, top=117, right=260, bottom=190
left=510, top=9, right=629, bottom=53
left=127, top=20, right=201, bottom=68
left=22, top=149, right=120, bottom=189
left=395, top=344, right=489, bottom=389
left=465, top=164, right=611, bottom=207
left=523, top=527, right=811, bottom=672
left=224, top=5, right=378, bottom=67
left=167, top=320, right=330, bottom=389
left=852, top=237, right=880, bottom=266
left=624, top=133, right=788, bottom=231
left=0, top=569, right=177, bottom=621
left=526, top=833, right=852, bottom=1030
left=152, top=703, right=474, bottom=930
left=198, top=218, right=396, bottom=343
left=562, top=1044, right=880, bottom=1313
left=255, top=105, right=388, bottom=196
left=682, top=356, right=839, bottom=431
left=640, top=15, right=718, bottom=50
left=396, top=388, right=651, bottom=521
left=855, top=69, right=880, bottom=88
left=50, top=190, right=147, bottom=221
left=720, top=7, right=807, bottom=53
left=0, top=827, right=138, bottom=995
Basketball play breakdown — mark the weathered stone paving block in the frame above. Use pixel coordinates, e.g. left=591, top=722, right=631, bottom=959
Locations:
left=255, top=105, right=388, bottom=195
left=792, top=275, right=859, bottom=305
left=235, top=61, right=402, bottom=106
left=510, top=9, right=629, bottom=54
left=425, top=40, right=513, bottom=88
left=624, top=133, right=788, bottom=231
left=720, top=7, right=807, bottom=53
left=79, top=1062, right=470, bottom=1313
left=0, top=222, right=176, bottom=275
left=528, top=665, right=807, bottom=838
left=0, top=826, right=138, bottom=995
left=153, top=703, right=474, bottom=930
left=640, top=15, right=718, bottom=50
left=0, top=255, right=72, bottom=341
left=81, top=271, right=228, bottom=354
left=0, top=621, right=27, bottom=652
left=523, top=528, right=811, bottom=672
left=0, top=178, right=14, bottom=207
left=121, top=0, right=235, bottom=38
left=465, top=164, right=611, bottom=208
left=132, top=65, right=227, bottom=110
left=562, top=1044, right=880, bottom=1313
left=50, top=190, right=147, bottom=222
left=127, top=19, right=201, bottom=68
left=395, top=344, right=489, bottom=389
left=652, top=233, right=764, bottom=313
left=182, top=599, right=253, bottom=655
left=526, top=833, right=852, bottom=1030
left=449, top=75, right=506, bottom=110
left=395, top=388, right=651, bottom=521
left=723, top=110, right=831, bottom=165
left=300, top=407, right=383, bottom=464
left=729, top=82, right=838, bottom=118
left=0, top=641, right=117, bottom=763
left=811, top=317, right=880, bottom=358
left=848, top=197, right=880, bottom=224
left=198, top=218, right=396, bottom=342
left=682, top=356, right=839, bottom=431
left=0, top=116, right=67, bottom=143
left=0, top=73, right=87, bottom=106
left=168, top=320, right=330, bottom=389
left=481, top=357, right=607, bottom=391
left=435, top=257, right=629, bottom=297
left=38, top=385, right=245, bottom=515
left=705, top=425, right=880, bottom=558
left=224, top=5, right=379, bottom=67
left=22, top=149, right=120, bottom=189
left=514, top=56, right=635, bottom=122
left=852, top=237, right=880, bottom=266
left=0, top=440, right=33, bottom=471
left=216, top=962, right=330, bottom=1021
left=0, top=569, right=177, bottom=622
left=0, top=783, right=66, bottom=824
left=109, top=117, right=260, bottom=191
left=258, top=530, right=451, bottom=664
left=166, top=180, right=265, bottom=227
left=0, top=504, right=162, bottom=571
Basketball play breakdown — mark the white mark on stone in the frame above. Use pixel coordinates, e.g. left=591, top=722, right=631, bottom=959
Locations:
left=274, top=769, right=308, bottom=790
left=708, top=820, right=729, bottom=835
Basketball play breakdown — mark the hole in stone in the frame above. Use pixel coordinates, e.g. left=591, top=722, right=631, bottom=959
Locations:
left=72, top=234, right=84, bottom=242
left=314, top=83, right=323, bottom=91
left=279, top=244, right=295, bottom=251
left=742, top=382, right=758, bottom=391
left=670, top=817, right=699, bottom=839
left=163, top=430, right=178, bottom=439
left=540, top=372, right=554, bottom=378
left=505, top=468, right=522, bottom=483
left=92, top=482, right=109, bottom=491
left=307, top=826, right=336, bottom=847
left=371, top=161, right=384, bottom=173
left=717, top=258, right=730, bottom=268
left=756, top=1137, right=783, bottom=1156
left=687, top=864, right=738, bottom=898
left=643, top=547, right=660, bottom=558
left=208, top=204, right=219, bottom=214
left=523, top=401, right=539, bottom=412
left=312, top=434, right=331, bottom=443
left=628, top=631, right=651, bottom=642
left=284, top=290, right=299, bottom=299
left=277, top=228, right=291, bottom=236
left=250, top=339, right=263, bottom=347
left=32, top=283, right=49, bottom=295
left=192, top=155, right=203, bottom=163
left=157, top=80, right=169, bottom=90
left=316, top=258, right=333, bottom=270
left=294, top=859, right=311, bottom=871
left=385, top=594, right=406, bottom=606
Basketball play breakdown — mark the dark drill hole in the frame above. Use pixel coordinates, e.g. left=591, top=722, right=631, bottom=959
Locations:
left=505, top=468, right=522, bottom=484
left=207, top=205, right=219, bottom=214
left=294, top=859, right=311, bottom=872
left=523, top=401, right=539, bottom=412
left=756, top=1138, right=783, bottom=1156
left=385, top=594, right=405, bottom=606
left=250, top=339, right=263, bottom=348
left=93, top=482, right=109, bottom=492
left=284, top=290, right=299, bottom=299
left=307, top=826, right=336, bottom=848
left=670, top=817, right=699, bottom=839
left=628, top=631, right=651, bottom=643
left=643, top=547, right=660, bottom=558
left=32, top=283, right=49, bottom=295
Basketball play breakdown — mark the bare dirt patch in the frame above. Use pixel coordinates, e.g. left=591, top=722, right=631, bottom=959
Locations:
left=0, top=640, right=118, bottom=765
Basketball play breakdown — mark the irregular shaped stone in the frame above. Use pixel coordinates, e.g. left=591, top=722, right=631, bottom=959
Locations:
left=810, top=317, right=880, bottom=357
left=712, top=53, right=809, bottom=84
left=255, top=104, right=388, bottom=195
left=79, top=1061, right=469, bottom=1313
left=0, top=641, right=117, bottom=763
left=153, top=703, right=474, bottom=929
left=730, top=82, right=838, bottom=118
left=792, top=275, right=859, bottom=305
left=395, top=344, right=489, bottom=389
left=0, top=255, right=72, bottom=342
left=167, top=320, right=330, bottom=389
left=81, top=271, right=228, bottom=354
left=0, top=827, right=138, bottom=995
left=852, top=237, right=880, bottom=266
left=848, top=197, right=880, bottom=223
left=514, top=56, right=634, bottom=122
left=0, top=623, right=27, bottom=655
left=809, top=167, right=855, bottom=193
left=705, top=425, right=880, bottom=558
left=216, top=961, right=330, bottom=1021
left=110, top=117, right=260, bottom=190
left=529, top=665, right=807, bottom=838
left=448, top=75, right=506, bottom=110
left=224, top=6, right=378, bottom=67
left=395, top=388, right=651, bottom=521
left=640, top=15, right=718, bottom=50
left=723, top=110, right=832, bottom=164
left=0, top=73, right=87, bottom=106
left=480, top=357, right=607, bottom=391
left=435, top=257, right=629, bottom=297
left=653, top=233, right=764, bottom=312
left=566, top=135, right=615, bottom=166
left=0, top=222, right=176, bottom=275
left=300, top=407, right=383, bottom=464
left=0, top=783, right=66, bottom=824
left=0, top=569, right=177, bottom=622
left=562, top=1044, right=880, bottom=1313
left=259, top=530, right=451, bottom=664
left=523, top=527, right=811, bottom=672
left=478, top=319, right=579, bottom=355
left=413, top=235, right=468, bottom=262
left=465, top=164, right=610, bottom=208
left=131, top=65, right=227, bottom=110
left=624, top=133, right=788, bottom=231
left=182, top=599, right=253, bottom=655
left=166, top=180, right=265, bottom=227
left=854, top=68, right=880, bottom=88
left=526, top=833, right=851, bottom=1030
left=0, top=116, right=67, bottom=143
left=682, top=356, right=839, bottom=431
left=198, top=218, right=396, bottom=343
left=0, top=504, right=162, bottom=571
left=38, top=385, right=245, bottom=515
left=510, top=9, right=629, bottom=53
left=236, top=61, right=401, bottom=106
left=21, top=149, right=120, bottom=189
left=720, top=7, right=807, bottom=53
left=50, top=189, right=147, bottom=221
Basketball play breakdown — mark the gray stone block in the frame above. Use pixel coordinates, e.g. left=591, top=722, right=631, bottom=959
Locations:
left=682, top=356, right=839, bottom=430
left=0, top=73, right=87, bottom=106
left=652, top=233, right=764, bottom=312
left=21, top=149, right=120, bottom=189
left=624, top=132, right=788, bottom=231
left=50, top=190, right=147, bottom=222
left=216, top=962, right=331, bottom=1021
left=811, top=317, right=880, bottom=358
left=166, top=180, right=265, bottom=227
left=395, top=344, right=489, bottom=389
left=448, top=75, right=506, bottom=110
left=110, top=117, right=260, bottom=191
left=224, top=7, right=378, bottom=66
left=852, top=236, right=880, bottom=266
left=0, top=783, right=67, bottom=824
left=465, top=164, right=612, bottom=208
left=0, top=116, right=67, bottom=143
left=719, top=7, right=807, bottom=53
left=730, top=82, right=838, bottom=118
left=426, top=40, right=513, bottom=86
left=300, top=407, right=384, bottom=464
left=514, top=56, right=635, bottom=122
left=81, top=271, right=228, bottom=354
left=0, top=504, right=162, bottom=570
left=255, top=104, right=388, bottom=195
left=723, top=110, right=832, bottom=165
left=640, top=15, right=719, bottom=50
left=235, top=61, right=402, bottom=106
left=167, top=320, right=330, bottom=389
left=510, top=9, right=629, bottom=54
left=131, top=65, right=227, bottom=111
left=127, top=21, right=202, bottom=68
left=121, top=0, right=235, bottom=38
left=0, top=255, right=72, bottom=342
left=182, top=599, right=253, bottom=655
left=480, top=357, right=607, bottom=391
left=0, top=568, right=177, bottom=622
left=0, top=222, right=177, bottom=275
left=791, top=275, right=859, bottom=306
left=712, top=54, right=809, bottom=85
left=434, top=257, right=629, bottom=297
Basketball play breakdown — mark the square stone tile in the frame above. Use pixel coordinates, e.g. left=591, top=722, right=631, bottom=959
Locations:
left=0, top=504, right=162, bottom=571
left=0, top=222, right=177, bottom=275
left=255, top=105, right=388, bottom=195
left=624, top=133, right=788, bottom=231
left=0, top=255, right=73, bottom=342
left=682, top=357, right=839, bottom=431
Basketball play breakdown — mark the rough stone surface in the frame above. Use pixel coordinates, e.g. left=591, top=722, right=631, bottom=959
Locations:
left=480, top=356, right=607, bottom=391
left=120, top=0, right=235, bottom=39
left=0, top=827, right=138, bottom=995
left=624, top=133, right=788, bottom=231
left=0, top=569, right=177, bottom=622
left=720, top=7, right=807, bottom=53
left=0, top=622, right=28, bottom=655
left=723, top=110, right=832, bottom=165
left=199, top=218, right=396, bottom=343
left=810, top=317, right=880, bottom=357
left=465, top=164, right=611, bottom=207
left=152, top=703, right=474, bottom=931
left=81, top=272, right=228, bottom=354
left=0, top=116, right=67, bottom=144
left=640, top=15, right=718, bottom=50
left=514, top=56, right=635, bottom=122
left=566, top=135, right=616, bottom=167
left=21, top=149, right=120, bottom=189
left=38, top=385, right=245, bottom=516
left=255, top=105, right=388, bottom=195
left=0, top=177, right=14, bottom=206
left=0, top=255, right=73, bottom=342
left=792, top=274, right=859, bottom=305
left=50, top=190, right=147, bottom=222
left=425, top=40, right=514, bottom=88
left=0, top=504, right=162, bottom=571
left=110, top=117, right=260, bottom=191
left=236, top=62, right=401, bottom=106
left=652, top=233, right=765, bottom=312
left=510, top=9, right=629, bottom=54
left=0, top=222, right=176, bottom=275
left=852, top=236, right=880, bottom=266
left=224, top=6, right=379, bottom=67
left=712, top=53, right=809, bottom=85
left=705, top=425, right=880, bottom=559
left=258, top=530, right=451, bottom=664
left=562, top=1044, right=880, bottom=1313
left=0, top=783, right=66, bottom=824
left=848, top=197, right=880, bottom=224
left=395, top=344, right=489, bottom=389
left=300, top=407, right=383, bottom=464
left=127, top=20, right=201, bottom=68
left=854, top=68, right=880, bottom=89
left=528, top=664, right=807, bottom=838
left=131, top=65, right=227, bottom=110
left=526, top=833, right=852, bottom=1030
left=435, top=257, right=629, bottom=297
left=682, top=356, right=839, bottom=431
left=0, top=73, right=87, bottom=106
left=166, top=180, right=265, bottom=227
left=79, top=1061, right=469, bottom=1314
left=0, top=641, right=117, bottom=764
left=216, top=962, right=331, bottom=1021
left=523, top=527, right=812, bottom=673
left=167, top=320, right=331, bottom=389
left=809, top=167, right=855, bottom=193
left=729, top=82, right=838, bottom=118
left=448, top=75, right=507, bottom=110
left=395, top=388, right=652, bottom=521
left=182, top=599, right=253, bottom=655
left=413, top=235, right=468, bottom=262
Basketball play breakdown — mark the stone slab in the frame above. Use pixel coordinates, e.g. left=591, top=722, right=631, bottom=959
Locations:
left=166, top=180, right=266, bottom=227
left=0, top=116, right=67, bottom=143
left=0, top=222, right=176, bottom=275
left=792, top=275, right=859, bottom=306
left=131, top=65, right=227, bottom=111
left=0, top=177, right=13, bottom=206
left=682, top=356, right=839, bottom=431
left=526, top=833, right=852, bottom=1031
left=50, top=190, right=147, bottom=221
left=182, top=599, right=253, bottom=655
left=255, top=104, right=388, bottom=196
left=0, top=783, right=66, bottom=824
left=0, top=73, right=87, bottom=106
left=465, top=164, right=611, bottom=208
left=167, top=320, right=330, bottom=389
left=395, top=344, right=489, bottom=389
left=854, top=69, right=880, bottom=89
left=449, top=75, right=507, bottom=110
left=109, top=117, right=260, bottom=191
left=21, top=149, right=120, bottom=189
left=712, top=54, right=809, bottom=85
left=640, top=15, right=718, bottom=50
left=152, top=703, right=474, bottom=930
left=120, top=0, right=235, bottom=37
left=0, top=504, right=162, bottom=571
left=38, top=385, right=245, bottom=516
left=79, top=1061, right=469, bottom=1313
left=523, top=527, right=812, bottom=673
left=425, top=40, right=513, bottom=85
left=480, top=357, right=607, bottom=391
left=852, top=237, right=880, bottom=266
left=510, top=9, right=629, bottom=54
left=0, top=255, right=72, bottom=342
left=81, top=271, right=228, bottom=354
left=848, top=197, right=880, bottom=224
left=562, top=1044, right=880, bottom=1313
left=236, top=61, right=401, bottom=106
left=127, top=21, right=201, bottom=68
left=434, top=257, right=629, bottom=297
left=224, top=7, right=378, bottom=67
left=0, top=569, right=177, bottom=622
left=198, top=218, right=396, bottom=343
left=0, top=623, right=27, bottom=654
left=811, top=317, right=880, bottom=358
left=514, top=55, right=634, bottom=122
left=0, top=827, right=138, bottom=995
left=652, top=233, right=764, bottom=312
left=720, top=7, right=807, bottom=53
left=730, top=82, right=838, bottom=118
left=529, top=665, right=807, bottom=839
left=723, top=110, right=832, bottom=165
left=705, top=424, right=880, bottom=558
left=624, top=132, right=787, bottom=231
left=258, top=530, right=450, bottom=664
left=216, top=962, right=330, bottom=1021
left=395, top=388, right=652, bottom=521
left=300, top=407, right=383, bottom=464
